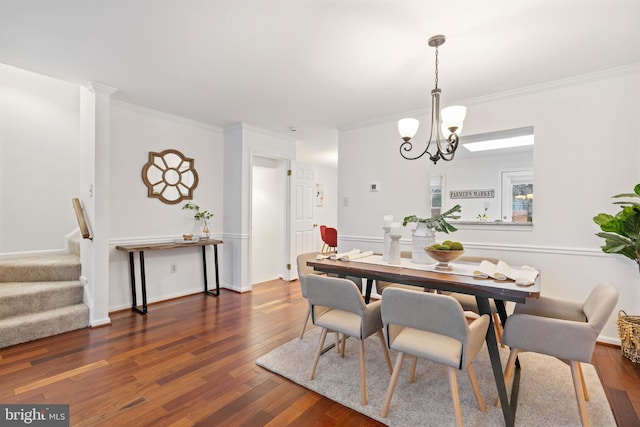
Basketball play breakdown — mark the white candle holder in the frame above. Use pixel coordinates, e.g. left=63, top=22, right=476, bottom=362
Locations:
left=382, top=226, right=391, bottom=261
left=389, top=232, right=402, bottom=265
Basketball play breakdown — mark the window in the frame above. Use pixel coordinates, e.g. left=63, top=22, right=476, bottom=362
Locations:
left=501, top=171, right=533, bottom=223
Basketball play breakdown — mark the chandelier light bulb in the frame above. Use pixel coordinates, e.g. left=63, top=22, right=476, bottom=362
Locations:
left=398, top=118, right=420, bottom=141
left=441, top=105, right=466, bottom=134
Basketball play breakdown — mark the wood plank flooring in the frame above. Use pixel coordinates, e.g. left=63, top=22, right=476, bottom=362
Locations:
left=0, top=279, right=638, bottom=426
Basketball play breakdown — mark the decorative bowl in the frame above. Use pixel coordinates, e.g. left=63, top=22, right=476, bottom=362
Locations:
left=424, top=248, right=464, bottom=271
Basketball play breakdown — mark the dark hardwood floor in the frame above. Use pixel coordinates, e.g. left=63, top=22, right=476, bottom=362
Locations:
left=0, top=279, right=638, bottom=426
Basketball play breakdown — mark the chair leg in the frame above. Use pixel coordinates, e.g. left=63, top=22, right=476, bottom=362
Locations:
left=340, top=333, right=346, bottom=357
left=492, top=312, right=505, bottom=348
left=448, top=367, right=463, bottom=427
left=577, top=362, right=590, bottom=401
left=408, top=356, right=418, bottom=383
left=496, top=348, right=520, bottom=407
left=381, top=352, right=405, bottom=417
left=358, top=339, right=368, bottom=405
left=570, top=360, right=591, bottom=427
left=299, top=307, right=311, bottom=339
left=377, top=330, right=393, bottom=374
left=467, top=363, right=486, bottom=412
left=308, top=328, right=328, bottom=380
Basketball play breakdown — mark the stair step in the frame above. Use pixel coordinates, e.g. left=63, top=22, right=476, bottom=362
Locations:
left=0, top=281, right=84, bottom=320
left=0, top=253, right=80, bottom=282
left=0, top=304, right=89, bottom=348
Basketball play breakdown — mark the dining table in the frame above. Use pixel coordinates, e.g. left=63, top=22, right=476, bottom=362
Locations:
left=308, top=254, right=540, bottom=427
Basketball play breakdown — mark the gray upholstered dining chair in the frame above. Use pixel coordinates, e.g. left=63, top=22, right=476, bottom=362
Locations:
left=296, top=252, right=364, bottom=339
left=306, top=274, right=393, bottom=406
left=443, top=256, right=505, bottom=345
left=380, top=288, right=490, bottom=426
left=296, top=252, right=324, bottom=339
left=499, top=283, right=619, bottom=426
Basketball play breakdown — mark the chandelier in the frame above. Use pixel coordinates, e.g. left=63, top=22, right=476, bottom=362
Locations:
left=398, top=35, right=466, bottom=164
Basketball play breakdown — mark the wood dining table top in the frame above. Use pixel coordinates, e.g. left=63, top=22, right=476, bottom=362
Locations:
left=307, top=256, right=540, bottom=303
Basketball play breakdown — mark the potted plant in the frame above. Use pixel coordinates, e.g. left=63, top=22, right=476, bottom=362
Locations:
left=402, top=204, right=462, bottom=263
left=182, top=202, right=214, bottom=239
left=593, top=183, right=640, bottom=363
left=593, top=183, right=640, bottom=272
left=402, top=204, right=462, bottom=233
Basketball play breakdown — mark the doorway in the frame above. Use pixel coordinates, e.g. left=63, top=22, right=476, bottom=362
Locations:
left=251, top=155, right=287, bottom=284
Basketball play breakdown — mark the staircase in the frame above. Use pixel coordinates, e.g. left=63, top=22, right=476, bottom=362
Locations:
left=0, top=239, right=89, bottom=348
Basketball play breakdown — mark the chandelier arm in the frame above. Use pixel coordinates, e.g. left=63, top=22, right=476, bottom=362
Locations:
left=399, top=140, right=431, bottom=160
left=438, top=134, right=460, bottom=162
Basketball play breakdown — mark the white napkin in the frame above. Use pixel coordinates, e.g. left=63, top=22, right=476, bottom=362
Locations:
left=330, top=249, right=361, bottom=260
left=339, top=250, right=374, bottom=261
left=473, top=260, right=539, bottom=285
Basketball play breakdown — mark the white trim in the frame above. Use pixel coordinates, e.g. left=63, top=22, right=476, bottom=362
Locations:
left=221, top=232, right=250, bottom=240
left=110, top=99, right=223, bottom=132
left=338, top=235, right=605, bottom=257
left=339, top=63, right=640, bottom=131
left=224, top=122, right=296, bottom=142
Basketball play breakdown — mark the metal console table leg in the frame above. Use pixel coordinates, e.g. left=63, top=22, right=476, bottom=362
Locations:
left=203, top=244, right=220, bottom=296
left=127, top=251, right=148, bottom=315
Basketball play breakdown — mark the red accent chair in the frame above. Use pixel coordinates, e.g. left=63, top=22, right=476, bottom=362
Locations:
left=322, top=227, right=338, bottom=253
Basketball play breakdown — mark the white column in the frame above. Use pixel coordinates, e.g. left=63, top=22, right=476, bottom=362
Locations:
left=80, top=82, right=117, bottom=326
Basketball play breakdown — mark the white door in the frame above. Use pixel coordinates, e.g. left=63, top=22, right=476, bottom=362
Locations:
left=287, top=161, right=317, bottom=280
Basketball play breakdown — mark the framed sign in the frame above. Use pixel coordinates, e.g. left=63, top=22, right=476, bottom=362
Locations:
left=449, top=189, right=495, bottom=199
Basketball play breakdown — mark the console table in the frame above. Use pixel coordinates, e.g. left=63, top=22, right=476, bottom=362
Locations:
left=115, top=239, right=222, bottom=314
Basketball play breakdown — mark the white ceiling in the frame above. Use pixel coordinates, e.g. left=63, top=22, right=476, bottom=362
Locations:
left=1, top=1, right=639, bottom=167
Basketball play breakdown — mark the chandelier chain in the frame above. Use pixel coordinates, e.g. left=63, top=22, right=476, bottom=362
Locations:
left=434, top=45, right=439, bottom=89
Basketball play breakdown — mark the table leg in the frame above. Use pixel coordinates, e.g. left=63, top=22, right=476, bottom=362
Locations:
left=364, top=278, right=374, bottom=303
left=128, top=252, right=137, bottom=310
left=204, top=244, right=220, bottom=297
left=135, top=251, right=148, bottom=314
left=476, top=296, right=514, bottom=427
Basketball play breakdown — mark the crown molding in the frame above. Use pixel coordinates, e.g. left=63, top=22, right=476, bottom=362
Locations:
left=87, top=82, right=118, bottom=96
left=339, top=63, right=640, bottom=132
left=110, top=99, right=223, bottom=133
left=224, top=122, right=296, bottom=142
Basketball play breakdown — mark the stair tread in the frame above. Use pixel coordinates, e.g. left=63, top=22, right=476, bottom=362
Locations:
left=0, top=253, right=80, bottom=283
left=0, top=281, right=83, bottom=294
left=0, top=303, right=88, bottom=324
left=0, top=253, right=79, bottom=266
left=0, top=304, right=90, bottom=348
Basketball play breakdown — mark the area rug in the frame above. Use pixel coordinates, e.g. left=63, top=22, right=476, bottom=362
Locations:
left=256, top=328, right=615, bottom=426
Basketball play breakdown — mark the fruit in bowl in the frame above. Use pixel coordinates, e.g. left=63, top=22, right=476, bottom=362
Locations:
left=424, top=241, right=464, bottom=271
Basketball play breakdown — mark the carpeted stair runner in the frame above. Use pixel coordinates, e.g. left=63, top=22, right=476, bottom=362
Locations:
left=0, top=245, right=89, bottom=348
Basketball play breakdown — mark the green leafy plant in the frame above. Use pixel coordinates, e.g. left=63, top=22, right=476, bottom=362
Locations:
left=402, top=204, right=462, bottom=234
left=182, top=202, right=214, bottom=221
left=593, top=183, right=640, bottom=272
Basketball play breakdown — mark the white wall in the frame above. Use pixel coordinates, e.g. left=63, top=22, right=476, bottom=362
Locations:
left=0, top=64, right=80, bottom=253
left=108, top=102, right=224, bottom=310
left=338, top=66, right=640, bottom=342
